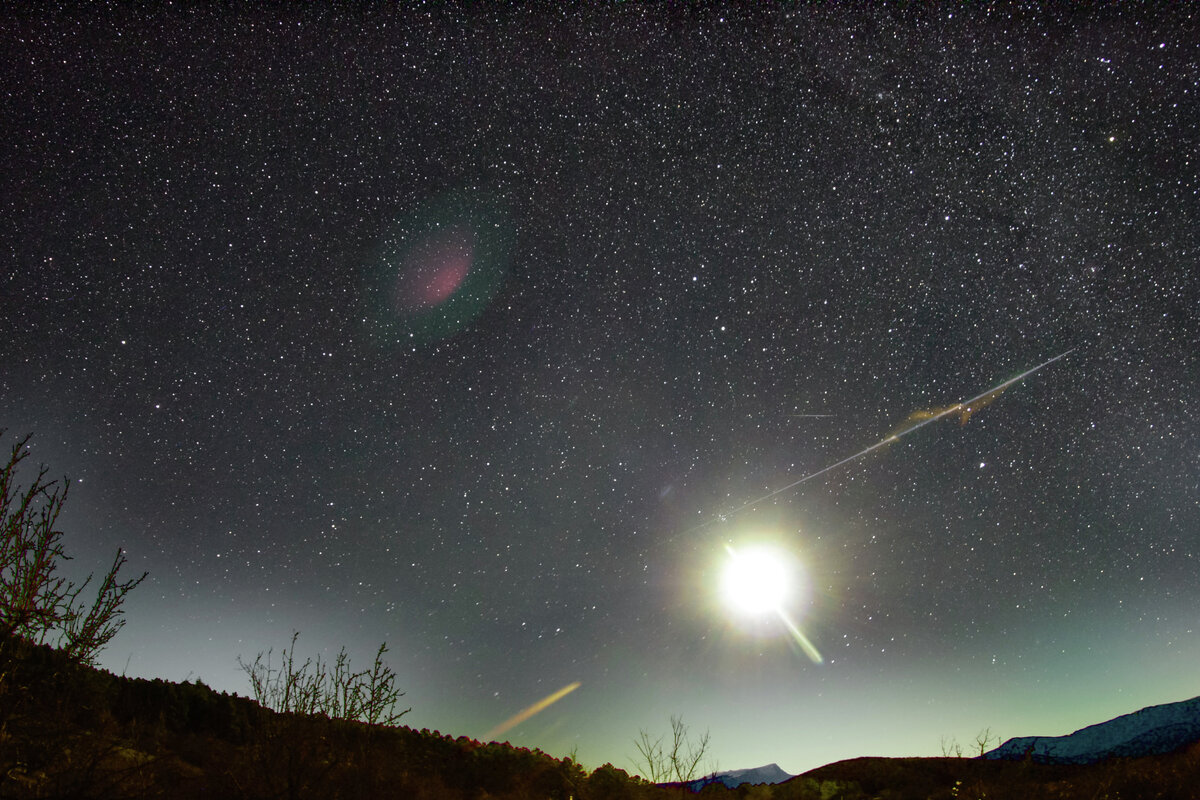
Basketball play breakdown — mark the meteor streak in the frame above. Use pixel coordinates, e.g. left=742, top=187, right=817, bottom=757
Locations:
left=483, top=682, right=582, bottom=741
left=689, top=349, right=1075, bottom=533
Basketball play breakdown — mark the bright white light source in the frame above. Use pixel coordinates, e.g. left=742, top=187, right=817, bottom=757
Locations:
left=720, top=545, right=791, bottom=616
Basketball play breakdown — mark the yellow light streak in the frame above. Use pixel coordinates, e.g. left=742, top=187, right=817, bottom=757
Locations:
left=778, top=609, right=824, bottom=664
left=483, top=681, right=582, bottom=741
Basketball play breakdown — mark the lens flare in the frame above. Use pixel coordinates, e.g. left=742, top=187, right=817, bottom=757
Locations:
left=393, top=227, right=475, bottom=311
left=364, top=188, right=512, bottom=345
left=779, top=609, right=824, bottom=664
left=483, top=682, right=582, bottom=741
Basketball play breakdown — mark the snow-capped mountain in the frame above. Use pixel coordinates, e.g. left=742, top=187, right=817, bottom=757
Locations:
left=984, top=695, right=1200, bottom=764
left=687, top=763, right=793, bottom=790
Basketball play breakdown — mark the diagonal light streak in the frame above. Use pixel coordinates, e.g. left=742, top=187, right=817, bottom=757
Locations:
left=483, top=682, right=582, bottom=741
left=682, top=349, right=1076, bottom=536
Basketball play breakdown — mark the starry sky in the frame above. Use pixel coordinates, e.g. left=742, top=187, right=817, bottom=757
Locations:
left=2, top=4, right=1197, bottom=776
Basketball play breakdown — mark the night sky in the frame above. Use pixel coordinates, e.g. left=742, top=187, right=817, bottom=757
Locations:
left=2, top=5, right=1198, bottom=776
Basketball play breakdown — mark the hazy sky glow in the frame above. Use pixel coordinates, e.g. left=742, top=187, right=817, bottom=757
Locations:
left=2, top=5, right=1197, bottom=776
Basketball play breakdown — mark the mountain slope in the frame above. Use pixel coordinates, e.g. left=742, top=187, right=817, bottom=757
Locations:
left=984, top=695, right=1200, bottom=764
left=688, top=763, right=793, bottom=789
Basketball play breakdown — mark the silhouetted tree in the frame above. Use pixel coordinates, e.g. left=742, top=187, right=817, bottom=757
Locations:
left=0, top=431, right=148, bottom=797
left=633, top=715, right=715, bottom=788
left=940, top=728, right=1000, bottom=759
left=0, top=430, right=146, bottom=666
left=940, top=735, right=964, bottom=758
left=974, top=727, right=1000, bottom=756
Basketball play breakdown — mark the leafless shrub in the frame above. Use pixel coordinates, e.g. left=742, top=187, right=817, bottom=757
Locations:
left=940, top=728, right=1000, bottom=759
left=941, top=735, right=964, bottom=758
left=1, top=431, right=146, bottom=667
left=238, top=631, right=410, bottom=725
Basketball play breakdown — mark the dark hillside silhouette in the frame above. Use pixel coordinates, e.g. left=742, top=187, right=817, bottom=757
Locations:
left=0, top=636, right=652, bottom=799
left=2, top=635, right=1199, bottom=798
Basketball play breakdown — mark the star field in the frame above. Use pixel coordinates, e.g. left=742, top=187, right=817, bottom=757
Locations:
left=1, top=5, right=1197, bottom=774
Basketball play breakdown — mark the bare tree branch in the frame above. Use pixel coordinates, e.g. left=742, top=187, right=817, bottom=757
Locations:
left=975, top=727, right=999, bottom=756
left=238, top=631, right=410, bottom=725
left=633, top=729, right=669, bottom=783
left=1, top=431, right=146, bottom=667
left=633, top=715, right=714, bottom=786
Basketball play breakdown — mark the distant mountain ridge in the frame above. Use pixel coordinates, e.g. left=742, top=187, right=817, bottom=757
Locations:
left=686, top=763, right=793, bottom=790
left=984, top=695, right=1200, bottom=764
